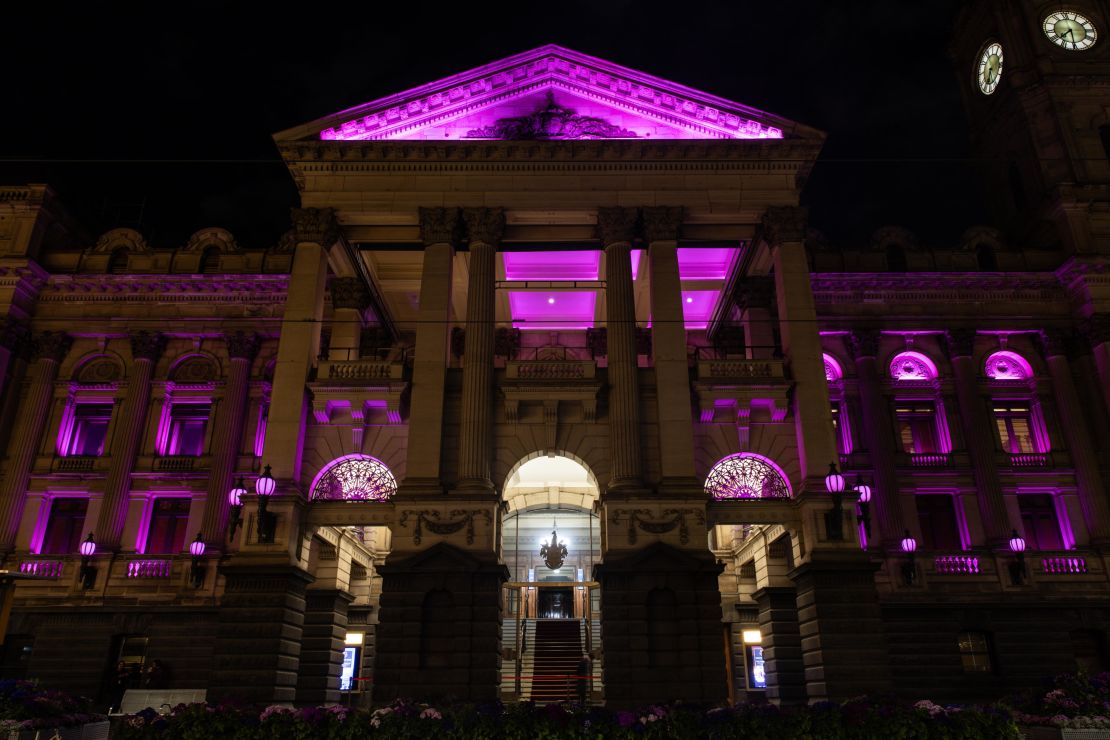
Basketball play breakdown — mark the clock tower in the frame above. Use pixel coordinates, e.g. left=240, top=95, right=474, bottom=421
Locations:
left=952, top=0, right=1110, bottom=253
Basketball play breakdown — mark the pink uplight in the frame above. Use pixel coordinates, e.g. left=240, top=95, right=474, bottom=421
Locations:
left=680, top=290, right=720, bottom=330
left=503, top=251, right=599, bottom=281
left=677, top=247, right=738, bottom=280
left=509, top=291, right=596, bottom=330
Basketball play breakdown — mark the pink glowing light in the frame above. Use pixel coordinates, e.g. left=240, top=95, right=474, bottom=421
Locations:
left=823, top=353, right=843, bottom=382
left=984, top=350, right=1033, bottom=381
left=503, top=251, right=599, bottom=281
left=680, top=290, right=719, bottom=330
left=889, top=351, right=938, bottom=381
left=630, top=250, right=642, bottom=281
left=705, top=452, right=792, bottom=500
left=509, top=291, right=596, bottom=330
left=309, top=454, right=397, bottom=502
left=677, top=247, right=738, bottom=280
left=79, top=535, right=96, bottom=557
left=189, top=535, right=206, bottom=557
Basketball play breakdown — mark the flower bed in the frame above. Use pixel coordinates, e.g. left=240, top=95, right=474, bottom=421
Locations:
left=0, top=679, right=106, bottom=739
left=1010, top=672, right=1110, bottom=738
left=112, top=697, right=1021, bottom=739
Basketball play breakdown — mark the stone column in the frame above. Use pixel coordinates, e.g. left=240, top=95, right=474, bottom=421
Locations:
left=295, top=589, right=354, bottom=706
left=262, top=208, right=334, bottom=483
left=765, top=207, right=837, bottom=483
left=400, top=208, right=458, bottom=493
left=849, top=330, right=905, bottom=548
left=200, top=332, right=259, bottom=547
left=0, top=332, right=71, bottom=552
left=1039, top=330, right=1110, bottom=543
left=753, top=586, right=806, bottom=705
left=1086, top=314, right=1110, bottom=424
left=328, top=278, right=372, bottom=362
left=945, top=329, right=1011, bottom=546
left=645, top=207, right=698, bottom=489
left=599, top=207, right=643, bottom=490
left=95, top=331, right=165, bottom=551
left=456, top=208, right=503, bottom=490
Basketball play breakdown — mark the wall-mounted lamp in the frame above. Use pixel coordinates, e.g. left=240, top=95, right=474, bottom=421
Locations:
left=823, top=462, right=845, bottom=541
left=900, top=530, right=918, bottom=586
left=78, top=533, right=97, bottom=590
left=1008, top=529, right=1027, bottom=585
left=189, top=533, right=206, bottom=588
left=855, top=475, right=872, bottom=539
left=227, top=477, right=246, bottom=542
left=255, top=464, right=277, bottom=544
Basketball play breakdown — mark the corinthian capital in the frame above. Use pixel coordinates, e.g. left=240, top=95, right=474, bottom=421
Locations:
left=225, top=331, right=261, bottom=362
left=32, top=331, right=71, bottom=363
left=330, top=277, right=372, bottom=311
left=462, top=207, right=505, bottom=247
left=419, top=207, right=461, bottom=246
left=596, top=207, right=638, bottom=246
left=129, top=331, right=166, bottom=362
left=291, top=207, right=341, bottom=248
left=761, top=206, right=808, bottom=245
left=642, top=206, right=684, bottom=243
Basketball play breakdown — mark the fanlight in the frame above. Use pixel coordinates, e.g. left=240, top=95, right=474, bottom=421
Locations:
left=311, top=455, right=398, bottom=502
left=705, top=453, right=791, bottom=501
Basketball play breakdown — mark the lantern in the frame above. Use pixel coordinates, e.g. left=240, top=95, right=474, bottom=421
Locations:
left=255, top=464, right=276, bottom=498
left=900, top=531, right=918, bottom=553
left=189, top=533, right=206, bottom=558
left=1008, top=529, right=1026, bottom=553
left=824, top=463, right=845, bottom=494
left=79, top=533, right=96, bottom=558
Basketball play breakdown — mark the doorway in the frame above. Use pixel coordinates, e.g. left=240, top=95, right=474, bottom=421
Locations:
left=538, top=588, right=573, bottom=619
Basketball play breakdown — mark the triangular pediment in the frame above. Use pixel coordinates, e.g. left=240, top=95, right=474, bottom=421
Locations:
left=276, top=45, right=820, bottom=143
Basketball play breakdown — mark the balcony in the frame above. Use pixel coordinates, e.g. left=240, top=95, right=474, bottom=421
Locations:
left=933, top=555, right=981, bottom=575
left=317, top=358, right=404, bottom=382
left=54, top=456, right=96, bottom=472
left=126, top=559, right=173, bottom=578
left=19, top=559, right=64, bottom=578
left=696, top=359, right=785, bottom=381
left=506, top=360, right=596, bottom=380
left=1040, top=555, right=1088, bottom=575
left=1008, top=452, right=1049, bottom=468
left=907, top=453, right=950, bottom=467
left=155, top=456, right=197, bottom=472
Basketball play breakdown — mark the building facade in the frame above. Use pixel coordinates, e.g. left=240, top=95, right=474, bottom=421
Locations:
left=1, top=15, right=1110, bottom=707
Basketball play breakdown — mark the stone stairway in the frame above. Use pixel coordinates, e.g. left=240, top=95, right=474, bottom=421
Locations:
left=530, top=619, right=583, bottom=703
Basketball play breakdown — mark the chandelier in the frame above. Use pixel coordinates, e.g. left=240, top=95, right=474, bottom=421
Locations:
left=539, top=520, right=568, bottom=570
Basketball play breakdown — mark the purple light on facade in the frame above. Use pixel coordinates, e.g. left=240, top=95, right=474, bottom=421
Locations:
left=900, top=533, right=918, bottom=553
left=984, top=350, right=1033, bottom=381
left=823, top=353, right=843, bottom=382
left=677, top=247, right=738, bottom=280
left=309, top=454, right=398, bottom=502
left=79, top=534, right=96, bottom=557
left=889, top=351, right=938, bottom=381
left=681, top=290, right=719, bottom=330
left=1008, top=530, right=1026, bottom=553
left=630, top=250, right=642, bottom=281
left=254, top=404, right=268, bottom=459
left=503, top=251, right=599, bottom=281
left=256, top=465, right=276, bottom=497
left=704, top=453, right=792, bottom=500
left=189, top=534, right=206, bottom=557
left=509, top=291, right=596, bottom=330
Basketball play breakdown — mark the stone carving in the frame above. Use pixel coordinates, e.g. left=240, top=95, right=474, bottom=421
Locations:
left=76, top=358, right=122, bottom=384
left=312, top=455, right=397, bottom=502
left=889, top=352, right=935, bottom=381
left=291, top=207, right=340, bottom=248
left=397, top=509, right=492, bottom=546
left=597, top=207, right=639, bottom=245
left=848, top=329, right=881, bottom=360
left=330, top=277, right=372, bottom=311
left=418, top=207, right=460, bottom=246
left=984, top=351, right=1028, bottom=381
left=171, top=356, right=217, bottom=383
left=944, top=329, right=977, bottom=359
left=129, top=332, right=166, bottom=363
left=91, top=227, right=150, bottom=254
left=182, top=227, right=240, bottom=253
left=539, top=529, right=568, bottom=570
left=959, top=225, right=1006, bottom=253
left=610, top=508, right=705, bottom=546
left=704, top=454, right=791, bottom=501
left=462, top=207, right=505, bottom=246
left=273, top=229, right=297, bottom=254
left=465, top=93, right=638, bottom=140
left=642, top=206, right=684, bottom=243
left=31, top=332, right=72, bottom=363
left=225, top=331, right=261, bottom=362
left=761, top=206, right=808, bottom=245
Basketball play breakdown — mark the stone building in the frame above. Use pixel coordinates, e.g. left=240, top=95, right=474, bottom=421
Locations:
left=1, top=19, right=1110, bottom=707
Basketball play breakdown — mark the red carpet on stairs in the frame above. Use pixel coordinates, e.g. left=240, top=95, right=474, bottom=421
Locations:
left=530, top=619, right=583, bottom=703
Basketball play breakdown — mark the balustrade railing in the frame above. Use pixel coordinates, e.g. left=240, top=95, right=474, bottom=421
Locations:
left=933, top=555, right=980, bottom=574
left=1041, top=556, right=1087, bottom=574
left=155, top=456, right=197, bottom=472
left=56, top=456, right=96, bottom=472
left=319, top=359, right=404, bottom=381
left=506, top=360, right=596, bottom=380
left=696, top=359, right=785, bottom=380
left=127, top=559, right=173, bottom=578
left=908, top=453, right=950, bottom=467
left=20, top=560, right=64, bottom=578
left=1009, top=453, right=1049, bottom=467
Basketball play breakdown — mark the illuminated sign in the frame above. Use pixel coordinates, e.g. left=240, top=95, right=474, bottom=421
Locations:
left=340, top=646, right=360, bottom=691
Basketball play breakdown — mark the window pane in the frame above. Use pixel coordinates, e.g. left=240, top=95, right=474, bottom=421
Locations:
left=168, top=405, right=210, bottom=456
left=915, top=496, right=962, bottom=550
left=957, top=631, right=992, bottom=673
left=68, top=404, right=113, bottom=456
left=42, top=498, right=88, bottom=555
left=1019, top=495, right=1064, bottom=550
left=1008, top=418, right=1033, bottom=453
left=145, top=498, right=191, bottom=554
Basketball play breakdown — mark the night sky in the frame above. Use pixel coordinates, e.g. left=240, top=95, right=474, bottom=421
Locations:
left=2, top=1, right=984, bottom=250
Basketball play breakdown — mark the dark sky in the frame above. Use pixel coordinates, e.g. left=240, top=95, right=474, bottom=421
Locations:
left=2, top=1, right=983, bottom=249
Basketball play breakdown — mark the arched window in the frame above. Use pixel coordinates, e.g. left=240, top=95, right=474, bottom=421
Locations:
left=824, top=353, right=852, bottom=456
left=976, top=243, right=998, bottom=271
left=984, top=350, right=1050, bottom=455
left=983, top=350, right=1033, bottom=381
left=310, top=454, right=397, bottom=501
left=885, top=243, right=907, bottom=272
left=889, top=350, right=953, bottom=457
left=888, top=351, right=938, bottom=382
left=705, top=453, right=791, bottom=500
left=199, top=247, right=220, bottom=274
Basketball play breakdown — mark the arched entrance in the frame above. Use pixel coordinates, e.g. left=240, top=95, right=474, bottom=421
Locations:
left=500, top=454, right=601, bottom=703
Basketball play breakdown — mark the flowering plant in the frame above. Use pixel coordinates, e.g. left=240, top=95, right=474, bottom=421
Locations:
left=0, top=679, right=104, bottom=731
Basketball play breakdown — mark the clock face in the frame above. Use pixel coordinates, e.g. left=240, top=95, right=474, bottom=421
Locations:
left=977, top=42, right=1004, bottom=95
left=1043, top=10, right=1097, bottom=50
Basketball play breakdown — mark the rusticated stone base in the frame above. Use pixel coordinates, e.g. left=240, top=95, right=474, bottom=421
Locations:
left=753, top=586, right=806, bottom=705
left=295, top=589, right=353, bottom=706
left=209, top=563, right=314, bottom=704
left=373, top=543, right=509, bottom=702
left=594, top=543, right=727, bottom=706
left=790, top=556, right=891, bottom=702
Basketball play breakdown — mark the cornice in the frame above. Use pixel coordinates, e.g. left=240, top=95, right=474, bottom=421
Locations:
left=810, top=272, right=1065, bottom=305
left=40, top=275, right=290, bottom=303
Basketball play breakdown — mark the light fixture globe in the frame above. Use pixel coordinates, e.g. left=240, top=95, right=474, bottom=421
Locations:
left=824, top=463, right=845, bottom=495
left=78, top=533, right=96, bottom=558
left=255, top=464, right=276, bottom=498
left=1008, top=529, right=1026, bottom=553
left=855, top=476, right=872, bottom=503
left=189, top=533, right=206, bottom=557
left=900, top=531, right=918, bottom=553
left=228, top=478, right=247, bottom=507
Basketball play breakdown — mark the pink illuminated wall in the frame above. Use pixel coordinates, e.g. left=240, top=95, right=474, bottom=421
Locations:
left=677, top=247, right=737, bottom=280
left=503, top=251, right=599, bottom=281
left=680, top=290, right=720, bottom=330
left=509, top=291, right=596, bottom=330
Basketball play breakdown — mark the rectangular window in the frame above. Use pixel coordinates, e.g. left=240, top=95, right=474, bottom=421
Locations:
left=1019, top=494, right=1064, bottom=550
left=915, top=495, right=962, bottom=551
left=958, top=631, right=992, bottom=673
left=66, top=404, right=113, bottom=456
left=993, top=403, right=1035, bottom=453
left=167, top=404, right=209, bottom=456
left=41, top=498, right=88, bottom=555
left=144, top=498, right=191, bottom=554
left=896, top=402, right=938, bottom=454
left=830, top=404, right=842, bottom=453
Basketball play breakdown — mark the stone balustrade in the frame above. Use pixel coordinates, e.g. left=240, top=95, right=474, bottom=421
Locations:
left=505, top=360, right=596, bottom=380
left=127, top=559, right=173, bottom=578
left=1041, top=555, right=1088, bottom=575
left=318, top=359, right=403, bottom=382
left=696, top=359, right=784, bottom=380
left=933, top=555, right=981, bottom=574
left=19, top=559, right=64, bottom=578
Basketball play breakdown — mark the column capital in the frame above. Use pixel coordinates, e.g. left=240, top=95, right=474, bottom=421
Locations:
left=1082, top=313, right=1110, bottom=348
left=129, top=331, right=166, bottom=363
left=597, top=207, right=639, bottom=246
left=1037, top=328, right=1077, bottom=359
left=761, top=206, right=808, bottom=245
left=291, top=207, right=340, bottom=248
left=31, top=331, right=71, bottom=363
left=225, top=331, right=261, bottom=362
left=642, top=206, right=684, bottom=244
left=944, top=328, right=978, bottom=359
left=329, top=277, right=372, bottom=312
left=848, top=329, right=881, bottom=361
left=462, top=207, right=505, bottom=247
left=419, top=207, right=461, bottom=246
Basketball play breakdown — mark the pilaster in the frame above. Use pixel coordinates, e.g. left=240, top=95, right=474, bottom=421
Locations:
left=753, top=586, right=806, bottom=705
left=295, top=589, right=354, bottom=706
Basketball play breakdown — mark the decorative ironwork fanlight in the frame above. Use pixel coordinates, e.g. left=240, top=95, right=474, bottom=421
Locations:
left=540, top=520, right=568, bottom=570
left=311, top=455, right=397, bottom=502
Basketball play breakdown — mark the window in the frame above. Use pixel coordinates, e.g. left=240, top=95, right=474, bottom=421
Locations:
left=915, top=495, right=963, bottom=551
left=41, top=498, right=88, bottom=555
left=144, top=498, right=191, bottom=554
left=167, top=404, right=209, bottom=456
left=897, top=402, right=939, bottom=454
left=65, top=404, right=113, bottom=456
left=1019, top=494, right=1064, bottom=550
left=957, top=631, right=992, bottom=673
left=993, top=403, right=1035, bottom=453
left=830, top=404, right=843, bottom=453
